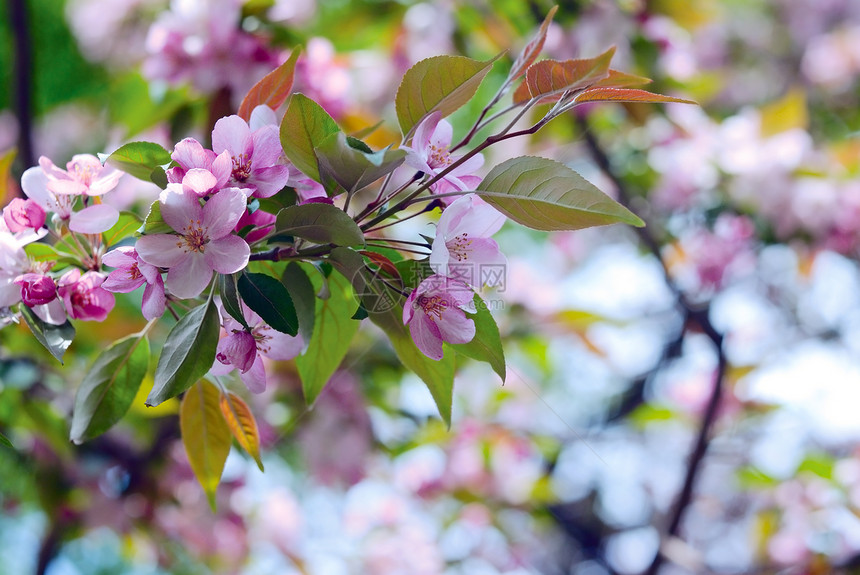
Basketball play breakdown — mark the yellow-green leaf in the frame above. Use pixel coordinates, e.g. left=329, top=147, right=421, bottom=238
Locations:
left=180, top=381, right=232, bottom=510
left=395, top=54, right=501, bottom=138
left=219, top=391, right=263, bottom=471
left=478, top=156, right=644, bottom=231
left=760, top=88, right=807, bottom=138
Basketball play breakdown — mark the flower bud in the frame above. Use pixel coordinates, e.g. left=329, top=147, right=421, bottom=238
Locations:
left=3, top=198, right=46, bottom=233
left=14, top=273, right=57, bottom=306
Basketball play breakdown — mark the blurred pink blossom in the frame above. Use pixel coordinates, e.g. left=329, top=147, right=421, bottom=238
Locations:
left=57, top=268, right=115, bottom=322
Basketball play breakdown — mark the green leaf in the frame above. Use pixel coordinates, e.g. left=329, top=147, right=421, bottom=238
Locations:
left=315, top=132, right=406, bottom=193
left=70, top=334, right=150, bottom=443
left=275, top=203, right=365, bottom=247
left=390, top=334, right=456, bottom=426
left=20, top=305, right=75, bottom=364
left=138, top=201, right=172, bottom=235
left=0, top=431, right=13, bottom=449
left=24, top=243, right=77, bottom=269
left=217, top=273, right=250, bottom=330
left=328, top=248, right=455, bottom=425
left=450, top=295, right=505, bottom=382
left=237, top=272, right=298, bottom=335
left=150, top=166, right=168, bottom=188
left=219, top=391, right=264, bottom=471
left=282, top=263, right=316, bottom=348
left=395, top=53, right=502, bottom=138
left=395, top=258, right=433, bottom=289
left=238, top=47, right=301, bottom=121
left=280, top=93, right=340, bottom=183
left=103, top=211, right=142, bottom=248
left=477, top=156, right=644, bottom=230
left=295, top=269, right=359, bottom=404
left=180, top=380, right=232, bottom=510
left=103, top=141, right=172, bottom=182
left=147, top=300, right=220, bottom=407
left=512, top=47, right=615, bottom=105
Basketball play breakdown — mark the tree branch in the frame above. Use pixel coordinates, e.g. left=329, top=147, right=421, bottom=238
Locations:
left=9, top=0, right=34, bottom=181
left=577, top=117, right=727, bottom=574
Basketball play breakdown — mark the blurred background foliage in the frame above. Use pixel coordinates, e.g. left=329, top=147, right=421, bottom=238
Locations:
left=4, top=0, right=860, bottom=574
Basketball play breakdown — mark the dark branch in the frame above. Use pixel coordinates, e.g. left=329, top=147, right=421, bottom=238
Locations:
left=9, top=0, right=34, bottom=181
left=578, top=116, right=727, bottom=574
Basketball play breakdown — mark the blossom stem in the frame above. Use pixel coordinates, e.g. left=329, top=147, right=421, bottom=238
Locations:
left=362, top=202, right=439, bottom=234
left=364, top=237, right=430, bottom=248
left=364, top=242, right=428, bottom=256
left=361, top=99, right=543, bottom=232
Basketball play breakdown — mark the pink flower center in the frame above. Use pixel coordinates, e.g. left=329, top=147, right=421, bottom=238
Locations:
left=427, top=144, right=452, bottom=169
left=71, top=162, right=98, bottom=187
left=418, top=294, right=448, bottom=320
left=232, top=153, right=252, bottom=182
left=177, top=219, right=208, bottom=253
left=448, top=233, right=472, bottom=261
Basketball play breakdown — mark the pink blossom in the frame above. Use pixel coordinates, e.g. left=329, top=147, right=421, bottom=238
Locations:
left=57, top=269, right=115, bottom=322
left=430, top=194, right=506, bottom=287
left=14, top=273, right=57, bottom=307
left=287, top=164, right=328, bottom=203
left=210, top=300, right=303, bottom=393
left=166, top=138, right=231, bottom=193
left=102, top=246, right=166, bottom=320
left=39, top=154, right=122, bottom=197
left=403, top=275, right=476, bottom=360
left=0, top=232, right=64, bottom=325
left=21, top=155, right=121, bottom=234
left=403, top=111, right=484, bottom=203
left=293, top=38, right=352, bottom=119
left=135, top=186, right=250, bottom=299
left=142, top=0, right=280, bottom=100
left=3, top=198, right=46, bottom=233
left=212, top=115, right=291, bottom=198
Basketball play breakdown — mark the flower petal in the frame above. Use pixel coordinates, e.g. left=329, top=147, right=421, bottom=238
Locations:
left=172, top=138, right=214, bottom=170
left=250, top=125, right=283, bottom=167
left=102, top=268, right=146, bottom=293
left=141, top=276, right=166, bottom=320
left=183, top=168, right=217, bottom=197
left=69, top=204, right=120, bottom=234
left=160, top=185, right=202, bottom=232
left=21, top=167, right=57, bottom=213
left=101, top=246, right=136, bottom=268
left=240, top=355, right=267, bottom=393
left=136, top=234, right=189, bottom=268
left=202, top=188, right=248, bottom=239
left=204, top=235, right=250, bottom=274
left=436, top=307, right=475, bottom=345
left=165, top=253, right=212, bottom=299
left=258, top=327, right=303, bottom=361
left=409, top=314, right=444, bottom=360
left=249, top=105, right=277, bottom=131
left=249, top=165, right=290, bottom=198
left=212, top=115, right=253, bottom=157
left=87, top=169, right=123, bottom=196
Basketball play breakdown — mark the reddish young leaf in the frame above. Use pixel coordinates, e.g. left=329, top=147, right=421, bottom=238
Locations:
left=514, top=47, right=615, bottom=104
left=574, top=87, right=696, bottom=105
left=508, top=5, right=558, bottom=82
left=219, top=391, right=264, bottom=472
left=237, top=47, right=302, bottom=121
left=359, top=250, right=402, bottom=279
